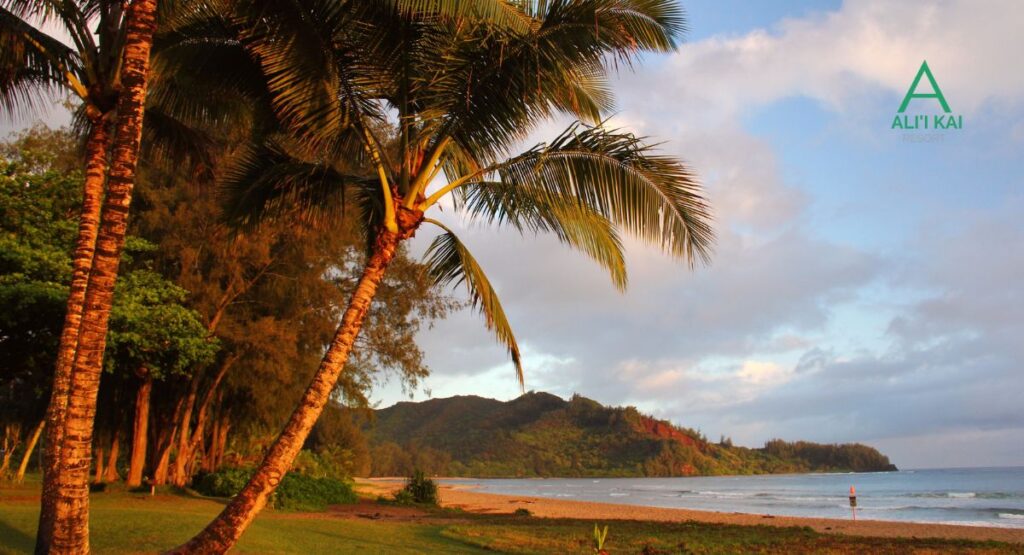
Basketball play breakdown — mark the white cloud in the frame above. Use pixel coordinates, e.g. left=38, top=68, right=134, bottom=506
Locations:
left=616, top=0, right=1024, bottom=125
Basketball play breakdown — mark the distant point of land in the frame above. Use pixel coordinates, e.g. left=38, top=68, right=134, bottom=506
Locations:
left=362, top=392, right=897, bottom=478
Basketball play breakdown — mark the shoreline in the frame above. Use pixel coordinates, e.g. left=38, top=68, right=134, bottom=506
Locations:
left=357, top=478, right=1024, bottom=544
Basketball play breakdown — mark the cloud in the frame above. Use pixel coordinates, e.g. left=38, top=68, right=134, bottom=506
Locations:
left=616, top=0, right=1024, bottom=125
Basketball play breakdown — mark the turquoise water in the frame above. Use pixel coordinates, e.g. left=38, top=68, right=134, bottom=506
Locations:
left=446, top=467, right=1024, bottom=528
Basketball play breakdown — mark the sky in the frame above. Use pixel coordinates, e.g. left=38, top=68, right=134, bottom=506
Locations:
left=5, top=1, right=1022, bottom=470
left=370, top=0, right=1024, bottom=469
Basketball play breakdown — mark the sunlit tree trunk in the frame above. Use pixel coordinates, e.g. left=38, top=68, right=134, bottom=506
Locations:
left=35, top=118, right=109, bottom=551
left=41, top=1, right=158, bottom=552
left=0, top=424, right=17, bottom=475
left=170, top=372, right=201, bottom=486
left=174, top=355, right=236, bottom=486
left=215, top=418, right=230, bottom=468
left=171, top=230, right=403, bottom=553
left=92, top=446, right=104, bottom=483
left=127, top=372, right=152, bottom=488
left=104, top=433, right=120, bottom=483
left=202, top=417, right=218, bottom=473
left=151, top=440, right=172, bottom=485
left=151, top=397, right=184, bottom=486
left=16, top=420, right=45, bottom=483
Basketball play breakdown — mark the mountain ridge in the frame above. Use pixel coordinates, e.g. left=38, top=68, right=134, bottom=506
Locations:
left=363, top=392, right=898, bottom=478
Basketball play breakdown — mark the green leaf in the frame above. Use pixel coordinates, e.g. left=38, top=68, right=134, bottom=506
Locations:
left=454, top=178, right=628, bottom=290
left=0, top=6, right=81, bottom=119
left=455, top=121, right=713, bottom=267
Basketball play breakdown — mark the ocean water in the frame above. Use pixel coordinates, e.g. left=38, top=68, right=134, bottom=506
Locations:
left=445, top=467, right=1024, bottom=528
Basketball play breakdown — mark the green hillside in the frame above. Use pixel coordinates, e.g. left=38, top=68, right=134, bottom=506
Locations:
left=363, top=392, right=897, bottom=478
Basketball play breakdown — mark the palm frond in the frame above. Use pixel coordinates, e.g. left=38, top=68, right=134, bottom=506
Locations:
left=388, top=0, right=533, bottom=33
left=454, top=179, right=628, bottom=290
left=140, top=107, right=216, bottom=169
left=0, top=0, right=94, bottom=50
left=218, top=137, right=372, bottom=230
left=423, top=220, right=523, bottom=388
left=225, top=0, right=385, bottom=149
left=150, top=31, right=269, bottom=133
left=426, top=0, right=685, bottom=163
left=0, top=6, right=81, bottom=120
left=453, top=121, right=713, bottom=266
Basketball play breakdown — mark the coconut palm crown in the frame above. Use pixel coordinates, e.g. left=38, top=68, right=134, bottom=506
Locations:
left=214, top=0, right=714, bottom=386
left=162, top=0, right=715, bottom=551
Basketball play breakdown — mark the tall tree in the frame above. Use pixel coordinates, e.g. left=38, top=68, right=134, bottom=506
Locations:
left=103, top=268, right=218, bottom=486
left=47, top=0, right=159, bottom=551
left=128, top=160, right=449, bottom=486
left=1, top=3, right=123, bottom=541
left=0, top=1, right=164, bottom=549
left=173, top=1, right=712, bottom=551
left=0, top=126, right=82, bottom=484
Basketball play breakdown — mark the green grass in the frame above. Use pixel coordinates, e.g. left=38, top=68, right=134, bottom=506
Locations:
left=441, top=519, right=1016, bottom=554
left=1, top=478, right=1018, bottom=554
left=0, top=479, right=483, bottom=554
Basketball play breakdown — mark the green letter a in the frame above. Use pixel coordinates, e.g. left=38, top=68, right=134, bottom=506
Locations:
left=898, top=60, right=951, bottom=113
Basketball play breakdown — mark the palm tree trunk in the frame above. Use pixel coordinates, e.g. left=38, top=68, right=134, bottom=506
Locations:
left=171, top=230, right=402, bottom=553
left=16, top=419, right=45, bottom=483
left=36, top=118, right=109, bottom=549
left=41, top=1, right=158, bottom=552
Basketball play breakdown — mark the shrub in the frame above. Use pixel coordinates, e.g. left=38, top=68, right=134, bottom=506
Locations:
left=193, top=467, right=253, bottom=498
left=399, top=469, right=438, bottom=505
left=513, top=507, right=532, bottom=517
left=291, top=446, right=357, bottom=480
left=275, top=473, right=357, bottom=511
left=387, top=469, right=439, bottom=506
left=192, top=466, right=357, bottom=511
left=390, top=489, right=415, bottom=505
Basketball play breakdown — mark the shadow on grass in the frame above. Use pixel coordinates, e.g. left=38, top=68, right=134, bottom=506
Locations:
left=0, top=515, right=35, bottom=553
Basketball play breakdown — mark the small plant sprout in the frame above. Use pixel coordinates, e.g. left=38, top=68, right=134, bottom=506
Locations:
left=593, top=524, right=609, bottom=554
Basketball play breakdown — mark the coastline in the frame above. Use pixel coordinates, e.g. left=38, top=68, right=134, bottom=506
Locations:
left=358, top=478, right=1024, bottom=544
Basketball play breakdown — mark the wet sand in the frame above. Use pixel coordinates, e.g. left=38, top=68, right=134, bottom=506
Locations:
left=357, top=478, right=1024, bottom=544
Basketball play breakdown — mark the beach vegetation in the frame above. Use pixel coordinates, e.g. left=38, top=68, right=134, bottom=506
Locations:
left=398, top=469, right=440, bottom=506
left=192, top=465, right=357, bottom=511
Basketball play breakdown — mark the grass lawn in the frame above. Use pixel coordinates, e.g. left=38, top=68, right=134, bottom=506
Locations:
left=0, top=478, right=481, bottom=554
left=1, top=478, right=1018, bottom=554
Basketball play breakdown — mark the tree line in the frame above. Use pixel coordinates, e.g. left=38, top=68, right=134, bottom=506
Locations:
left=1, top=124, right=447, bottom=485
left=0, top=1, right=712, bottom=552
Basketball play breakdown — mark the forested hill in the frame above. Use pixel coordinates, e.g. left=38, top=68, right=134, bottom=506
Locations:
left=363, top=392, right=897, bottom=478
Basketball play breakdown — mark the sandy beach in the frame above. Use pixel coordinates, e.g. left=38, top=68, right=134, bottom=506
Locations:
left=357, top=478, right=1024, bottom=545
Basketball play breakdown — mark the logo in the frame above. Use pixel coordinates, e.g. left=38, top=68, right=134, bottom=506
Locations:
left=891, top=60, right=962, bottom=131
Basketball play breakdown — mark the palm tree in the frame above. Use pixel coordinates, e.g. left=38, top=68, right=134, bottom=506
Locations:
left=171, top=0, right=711, bottom=551
left=1, top=4, right=120, bottom=545
left=0, top=1, right=159, bottom=551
